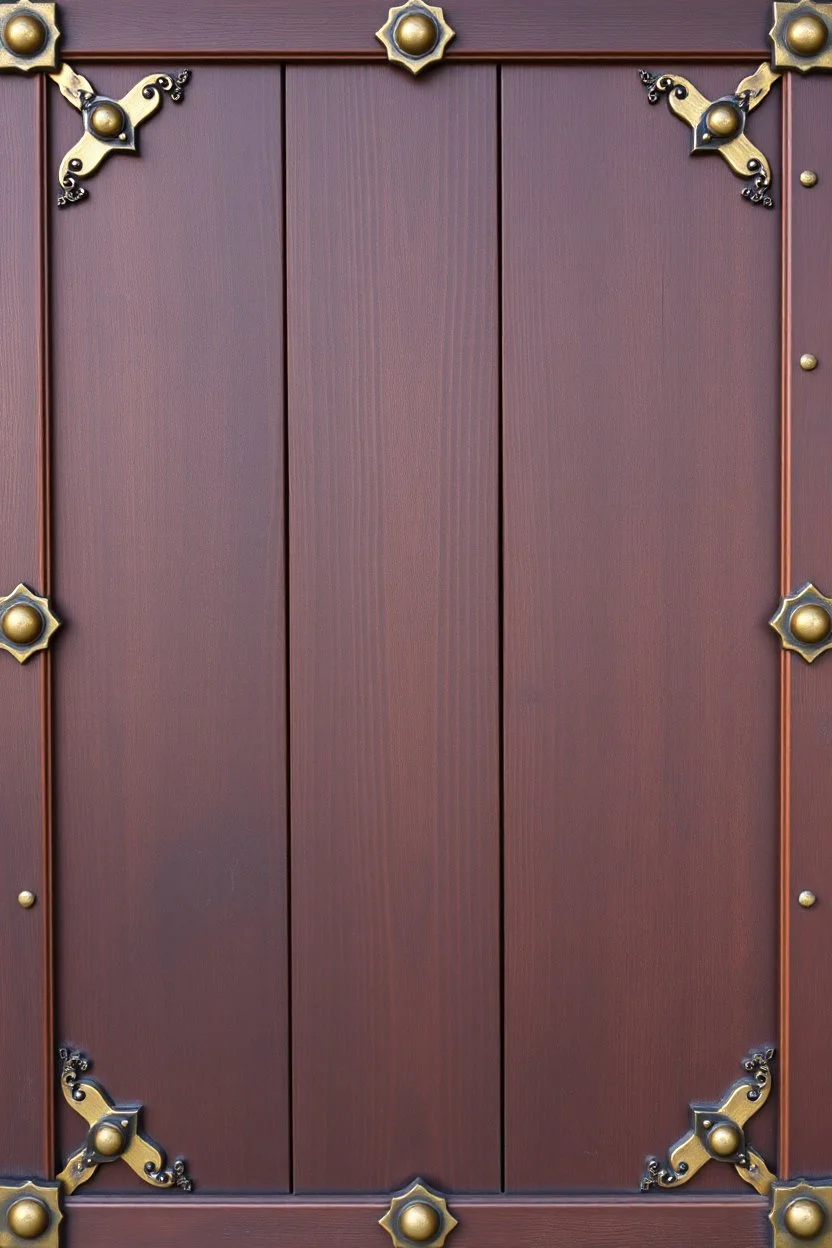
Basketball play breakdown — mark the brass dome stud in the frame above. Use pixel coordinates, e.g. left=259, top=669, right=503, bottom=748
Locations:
left=92, top=1122, right=127, bottom=1157
left=1, top=603, right=43, bottom=645
left=376, top=2, right=455, bottom=74
left=380, top=1181, right=458, bottom=1248
left=784, top=1196, right=827, bottom=1239
left=786, top=12, right=829, bottom=55
left=6, top=1196, right=50, bottom=1240
left=707, top=1123, right=742, bottom=1157
left=89, top=102, right=125, bottom=139
left=771, top=582, right=832, bottom=662
left=705, top=103, right=742, bottom=138
left=791, top=603, right=832, bottom=643
left=17, top=890, right=36, bottom=909
left=800, top=353, right=819, bottom=370
left=800, top=170, right=819, bottom=187
left=2, top=12, right=46, bottom=55
left=799, top=889, right=818, bottom=908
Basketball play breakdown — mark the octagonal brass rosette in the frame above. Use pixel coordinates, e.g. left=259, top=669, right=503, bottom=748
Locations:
left=770, top=582, right=832, bottom=662
left=0, top=584, right=60, bottom=663
left=379, top=1180, right=458, bottom=1248
left=771, top=1, right=832, bottom=71
left=376, top=1, right=455, bottom=74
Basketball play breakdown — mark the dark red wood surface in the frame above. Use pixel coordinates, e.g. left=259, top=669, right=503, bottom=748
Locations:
left=57, top=0, right=772, bottom=58
left=0, top=75, right=49, bottom=1176
left=50, top=66, right=289, bottom=1191
left=502, top=65, right=781, bottom=1191
left=64, top=1195, right=771, bottom=1248
left=784, top=71, right=832, bottom=1180
left=286, top=65, right=501, bottom=1193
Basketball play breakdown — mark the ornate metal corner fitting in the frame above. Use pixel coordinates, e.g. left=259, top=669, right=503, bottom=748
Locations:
left=0, top=1180, right=62, bottom=1248
left=639, top=63, right=779, bottom=207
left=57, top=1046, right=194, bottom=1194
left=641, top=1046, right=777, bottom=1195
left=376, top=1, right=455, bottom=74
left=770, top=582, right=832, bottom=662
left=771, top=1179, right=832, bottom=1245
left=379, top=1180, right=458, bottom=1248
left=0, top=583, right=60, bottom=663
left=771, top=2, right=832, bottom=72
left=51, top=63, right=190, bottom=207
left=0, top=1, right=58, bottom=72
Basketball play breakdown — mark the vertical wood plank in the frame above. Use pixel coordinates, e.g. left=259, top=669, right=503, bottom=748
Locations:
left=502, top=65, right=781, bottom=1191
left=0, top=74, right=47, bottom=1177
left=51, top=66, right=289, bottom=1191
left=287, top=65, right=500, bottom=1193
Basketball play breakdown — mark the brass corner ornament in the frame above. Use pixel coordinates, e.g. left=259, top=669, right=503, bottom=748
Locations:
left=0, top=0, right=190, bottom=206
left=641, top=1046, right=776, bottom=1194
left=57, top=1046, right=194, bottom=1194
left=0, top=1181, right=61, bottom=1247
left=376, top=1, right=455, bottom=74
left=771, top=1180, right=832, bottom=1245
left=379, top=1180, right=458, bottom=1248
left=770, top=582, right=832, bottom=662
left=640, top=0, right=832, bottom=208
left=0, top=584, right=60, bottom=663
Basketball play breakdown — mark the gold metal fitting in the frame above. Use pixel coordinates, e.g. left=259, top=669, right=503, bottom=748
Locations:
left=0, top=584, right=60, bottom=663
left=771, top=583, right=832, bottom=662
left=708, top=1123, right=742, bottom=1156
left=705, top=102, right=742, bottom=136
left=89, top=101, right=125, bottom=137
left=771, top=1182, right=832, bottom=1246
left=799, top=890, right=818, bottom=908
left=800, top=170, right=819, bottom=186
left=800, top=353, right=819, bottom=370
left=0, top=1, right=58, bottom=71
left=771, top=2, right=832, bottom=71
left=0, top=1181, right=62, bottom=1247
left=376, top=1, right=455, bottom=74
left=17, top=890, right=36, bottom=909
left=379, top=1181, right=458, bottom=1248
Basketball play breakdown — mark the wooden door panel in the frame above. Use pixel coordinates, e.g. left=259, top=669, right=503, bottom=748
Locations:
left=50, top=65, right=289, bottom=1191
left=286, top=65, right=501, bottom=1194
left=502, top=65, right=781, bottom=1192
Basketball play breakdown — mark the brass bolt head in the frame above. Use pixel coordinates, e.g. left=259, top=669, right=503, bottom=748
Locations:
left=800, top=353, right=819, bottom=371
left=705, top=103, right=742, bottom=137
left=89, top=102, right=125, bottom=138
left=791, top=603, right=832, bottom=643
left=17, top=890, right=36, bottom=909
left=784, top=1196, right=827, bottom=1239
left=786, top=12, right=829, bottom=55
left=92, top=1122, right=127, bottom=1156
left=394, top=11, right=438, bottom=54
left=800, top=170, right=819, bottom=187
left=707, top=1123, right=742, bottom=1156
left=1, top=602, right=43, bottom=644
left=398, top=1202, right=441, bottom=1243
left=3, top=12, right=47, bottom=55
left=6, top=1197, right=50, bottom=1239
left=799, top=889, right=818, bottom=908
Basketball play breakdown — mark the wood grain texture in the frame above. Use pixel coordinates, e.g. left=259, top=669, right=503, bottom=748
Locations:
left=0, top=75, right=48, bottom=1176
left=502, top=66, right=781, bottom=1192
left=51, top=66, right=289, bottom=1191
left=784, top=72, right=832, bottom=1179
left=58, top=0, right=771, bottom=57
left=64, top=1195, right=771, bottom=1248
left=287, top=66, right=500, bottom=1193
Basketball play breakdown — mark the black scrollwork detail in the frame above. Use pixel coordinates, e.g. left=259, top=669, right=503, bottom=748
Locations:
left=142, top=69, right=191, bottom=105
left=640, top=1156, right=689, bottom=1192
left=742, top=1046, right=776, bottom=1098
left=57, top=175, right=88, bottom=209
left=145, top=1155, right=194, bottom=1192
left=58, top=1045, right=91, bottom=1099
left=639, top=69, right=688, bottom=104
left=741, top=162, right=775, bottom=209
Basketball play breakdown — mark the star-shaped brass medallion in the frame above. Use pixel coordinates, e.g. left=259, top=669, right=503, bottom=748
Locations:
left=0, top=1, right=59, bottom=72
left=0, top=583, right=60, bottom=663
left=376, top=1, right=455, bottom=74
left=770, top=582, right=832, bottom=662
left=379, top=1180, right=458, bottom=1248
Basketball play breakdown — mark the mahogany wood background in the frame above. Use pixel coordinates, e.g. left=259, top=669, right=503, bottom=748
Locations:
left=49, top=66, right=289, bottom=1191
left=286, top=64, right=501, bottom=1194
left=502, top=65, right=781, bottom=1191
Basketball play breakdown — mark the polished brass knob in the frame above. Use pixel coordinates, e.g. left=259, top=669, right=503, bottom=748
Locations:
left=705, top=103, right=742, bottom=137
left=784, top=1196, right=827, bottom=1239
left=89, top=102, right=125, bottom=138
left=92, top=1122, right=127, bottom=1157
left=800, top=170, right=819, bottom=187
left=3, top=13, right=47, bottom=55
left=800, top=353, right=819, bottom=371
left=790, top=603, right=832, bottom=643
left=786, top=12, right=828, bottom=55
left=799, top=890, right=818, bottom=908
left=707, top=1122, right=742, bottom=1157
left=6, top=1197, right=50, bottom=1240
left=380, top=1181, right=458, bottom=1248
left=394, top=11, right=437, bottom=54
left=376, top=2, right=455, bottom=74
left=398, top=1202, right=441, bottom=1243
left=1, top=602, right=43, bottom=644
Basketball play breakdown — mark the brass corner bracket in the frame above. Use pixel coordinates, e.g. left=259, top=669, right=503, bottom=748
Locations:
left=0, top=0, right=190, bottom=206
left=640, top=0, right=832, bottom=208
left=641, top=1045, right=777, bottom=1194
left=379, top=1180, right=458, bottom=1248
left=57, top=1045, right=194, bottom=1194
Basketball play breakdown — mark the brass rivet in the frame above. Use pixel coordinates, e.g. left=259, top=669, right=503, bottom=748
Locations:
left=6, top=1197, right=50, bottom=1240
left=800, top=170, right=819, bottom=187
left=89, top=103, right=125, bottom=138
left=705, top=103, right=742, bottom=137
left=790, top=603, right=832, bottom=643
left=1, top=603, right=43, bottom=645
left=398, top=1202, right=441, bottom=1243
left=707, top=1123, right=742, bottom=1157
left=784, top=1197, right=827, bottom=1239
left=394, top=12, right=438, bottom=55
left=799, top=890, right=818, bottom=908
left=800, top=353, right=819, bottom=371
left=17, top=890, right=36, bottom=909
left=2, top=13, right=47, bottom=55
left=92, top=1122, right=126, bottom=1157
left=786, top=12, right=829, bottom=55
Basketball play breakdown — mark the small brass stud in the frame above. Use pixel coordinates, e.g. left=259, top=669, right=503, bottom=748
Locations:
left=17, top=890, right=36, bottom=909
left=800, top=353, right=819, bottom=371
left=398, top=1202, right=441, bottom=1243
left=1, top=603, right=43, bottom=645
left=800, top=170, right=819, bottom=187
left=784, top=1196, right=827, bottom=1239
left=6, top=1196, right=50, bottom=1239
left=89, top=102, right=125, bottom=138
left=707, top=1123, right=742, bottom=1156
left=394, top=11, right=438, bottom=54
left=92, top=1122, right=127, bottom=1157
left=705, top=103, right=742, bottom=137
left=799, top=890, right=818, bottom=908
left=791, top=603, right=832, bottom=643
left=3, top=12, right=47, bottom=55
left=786, top=12, right=828, bottom=55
